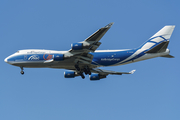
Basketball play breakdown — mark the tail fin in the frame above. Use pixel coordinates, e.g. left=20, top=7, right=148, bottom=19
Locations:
left=139, top=26, right=175, bottom=54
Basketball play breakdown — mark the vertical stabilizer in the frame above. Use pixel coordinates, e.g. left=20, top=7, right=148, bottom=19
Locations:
left=150, top=25, right=175, bottom=40
left=139, top=26, right=175, bottom=53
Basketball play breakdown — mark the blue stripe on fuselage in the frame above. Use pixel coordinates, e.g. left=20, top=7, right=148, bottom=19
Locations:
left=91, top=50, right=135, bottom=66
left=7, top=54, right=50, bottom=63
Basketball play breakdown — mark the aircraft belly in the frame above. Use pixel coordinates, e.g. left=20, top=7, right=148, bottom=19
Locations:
left=11, top=60, right=75, bottom=69
left=49, top=61, right=75, bottom=69
left=11, top=61, right=50, bottom=68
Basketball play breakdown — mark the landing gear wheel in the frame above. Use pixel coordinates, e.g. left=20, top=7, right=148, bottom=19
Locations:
left=21, top=71, right=24, bottom=75
left=81, top=74, right=85, bottom=79
left=89, top=72, right=91, bottom=75
left=84, top=66, right=91, bottom=75
left=84, top=68, right=88, bottom=75
left=20, top=66, right=24, bottom=75
left=79, top=72, right=85, bottom=79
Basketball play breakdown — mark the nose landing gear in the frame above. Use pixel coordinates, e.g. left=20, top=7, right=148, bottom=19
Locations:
left=21, top=71, right=24, bottom=75
left=20, top=67, right=24, bottom=75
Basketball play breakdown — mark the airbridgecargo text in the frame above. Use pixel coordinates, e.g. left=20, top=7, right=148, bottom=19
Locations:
left=101, top=58, right=120, bottom=61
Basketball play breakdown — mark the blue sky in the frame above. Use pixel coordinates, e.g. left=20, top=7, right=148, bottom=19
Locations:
left=1, top=0, right=180, bottom=120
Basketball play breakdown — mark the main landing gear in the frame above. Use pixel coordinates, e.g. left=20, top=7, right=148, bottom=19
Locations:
left=74, top=64, right=91, bottom=79
left=75, top=64, right=84, bottom=79
left=84, top=66, right=91, bottom=75
left=20, top=67, right=24, bottom=75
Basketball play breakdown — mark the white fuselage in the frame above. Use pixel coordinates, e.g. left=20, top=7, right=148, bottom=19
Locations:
left=4, top=48, right=170, bottom=70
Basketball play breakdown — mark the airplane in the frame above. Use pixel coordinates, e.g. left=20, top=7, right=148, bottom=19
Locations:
left=4, top=23, right=175, bottom=80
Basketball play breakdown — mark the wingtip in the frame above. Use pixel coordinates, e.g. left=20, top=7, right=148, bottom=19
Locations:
left=130, top=70, right=136, bottom=74
left=104, top=22, right=114, bottom=28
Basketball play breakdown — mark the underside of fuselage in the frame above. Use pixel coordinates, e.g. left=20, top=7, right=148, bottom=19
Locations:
left=7, top=55, right=80, bottom=69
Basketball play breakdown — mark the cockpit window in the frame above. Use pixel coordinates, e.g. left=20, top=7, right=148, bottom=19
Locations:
left=16, top=51, right=19, bottom=53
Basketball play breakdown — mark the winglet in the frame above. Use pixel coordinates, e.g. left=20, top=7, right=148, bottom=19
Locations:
left=104, top=22, right=114, bottom=28
left=130, top=70, right=136, bottom=74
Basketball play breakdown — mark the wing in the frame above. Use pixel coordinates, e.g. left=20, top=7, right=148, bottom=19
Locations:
left=64, top=23, right=114, bottom=67
left=91, top=68, right=136, bottom=75
left=64, top=69, right=136, bottom=80
left=69, top=22, right=114, bottom=52
left=89, top=68, right=136, bottom=80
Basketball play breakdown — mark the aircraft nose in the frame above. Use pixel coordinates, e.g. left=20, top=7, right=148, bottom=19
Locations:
left=4, top=56, right=12, bottom=63
left=4, top=57, right=8, bottom=63
left=4, top=54, right=16, bottom=64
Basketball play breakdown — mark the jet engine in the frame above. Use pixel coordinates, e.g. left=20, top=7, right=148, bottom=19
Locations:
left=89, top=73, right=107, bottom=80
left=64, top=71, right=75, bottom=78
left=71, top=43, right=83, bottom=50
left=53, top=54, right=64, bottom=61
left=89, top=73, right=100, bottom=80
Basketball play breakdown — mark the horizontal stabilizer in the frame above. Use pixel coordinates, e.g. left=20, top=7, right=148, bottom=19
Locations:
left=161, top=54, right=174, bottom=58
left=146, top=41, right=169, bottom=53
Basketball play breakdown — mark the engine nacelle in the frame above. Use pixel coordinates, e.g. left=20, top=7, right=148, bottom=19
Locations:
left=89, top=73, right=100, bottom=80
left=71, top=43, right=83, bottom=50
left=64, top=71, right=75, bottom=78
left=53, top=54, right=64, bottom=61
